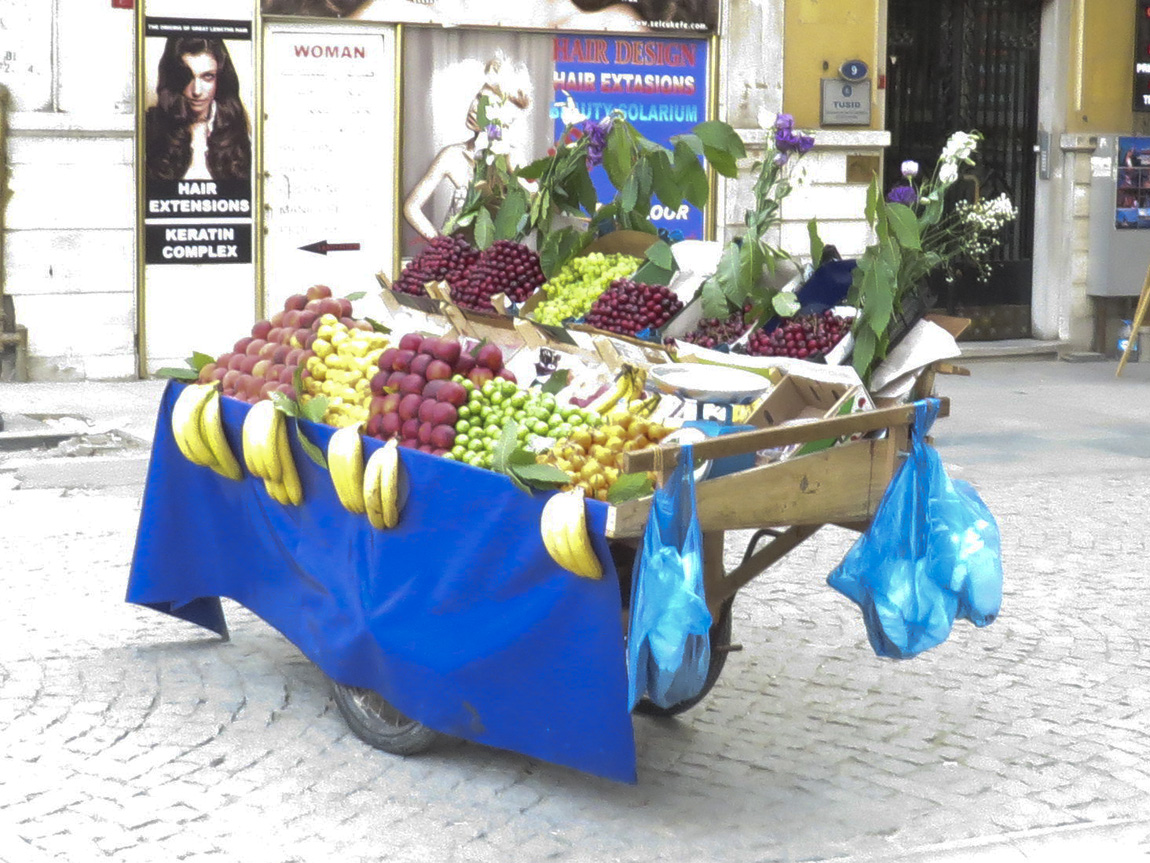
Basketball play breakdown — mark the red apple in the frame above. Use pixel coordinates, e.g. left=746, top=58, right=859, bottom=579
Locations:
left=337, top=298, right=353, bottom=318
left=269, top=311, right=286, bottom=327
left=417, top=422, right=434, bottom=445
left=283, top=310, right=301, bottom=329
left=436, top=381, right=467, bottom=407
left=380, top=392, right=401, bottom=414
left=234, top=336, right=254, bottom=355
left=306, top=284, right=333, bottom=301
left=432, top=339, right=462, bottom=366
left=276, top=384, right=297, bottom=400
left=221, top=369, right=242, bottom=391
left=454, top=353, right=476, bottom=375
left=398, top=332, right=424, bottom=352
left=240, top=355, right=260, bottom=375
left=430, top=402, right=458, bottom=428
left=398, top=393, right=422, bottom=421
left=418, top=399, right=437, bottom=424
left=401, top=419, right=420, bottom=440
left=422, top=379, right=447, bottom=400
left=497, top=369, right=517, bottom=384
left=285, top=293, right=308, bottom=311
left=410, top=354, right=433, bottom=378
left=298, top=310, right=319, bottom=329
left=419, top=337, right=440, bottom=358
left=429, top=424, right=455, bottom=450
left=399, top=373, right=424, bottom=395
left=477, top=343, right=503, bottom=372
left=251, top=320, right=272, bottom=340
left=391, top=349, right=416, bottom=373
left=245, top=339, right=267, bottom=357
left=378, top=348, right=399, bottom=371
left=426, top=359, right=452, bottom=381
left=468, top=367, right=493, bottom=387
left=380, top=413, right=402, bottom=437
left=365, top=414, right=384, bottom=437
left=371, top=371, right=391, bottom=394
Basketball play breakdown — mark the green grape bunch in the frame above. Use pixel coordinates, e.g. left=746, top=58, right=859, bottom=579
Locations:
left=531, top=252, right=642, bottom=326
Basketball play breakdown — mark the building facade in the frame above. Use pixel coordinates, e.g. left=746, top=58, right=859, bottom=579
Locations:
left=0, top=0, right=1141, bottom=380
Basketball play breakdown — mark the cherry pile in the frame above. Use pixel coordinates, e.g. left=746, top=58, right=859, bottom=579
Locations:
left=746, top=310, right=850, bottom=360
left=584, top=278, right=684, bottom=337
left=673, top=309, right=751, bottom=349
left=452, top=240, right=546, bottom=312
left=395, top=235, right=479, bottom=297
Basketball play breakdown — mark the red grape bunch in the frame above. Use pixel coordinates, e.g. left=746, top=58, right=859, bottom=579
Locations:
left=584, top=278, right=684, bottom=337
left=746, top=310, right=851, bottom=360
left=395, top=235, right=479, bottom=297
left=452, top=240, right=546, bottom=312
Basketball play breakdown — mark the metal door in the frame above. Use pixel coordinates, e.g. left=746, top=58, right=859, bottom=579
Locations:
left=886, top=0, right=1042, bottom=338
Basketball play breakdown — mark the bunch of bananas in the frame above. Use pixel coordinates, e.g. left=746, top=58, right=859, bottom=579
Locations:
left=363, top=439, right=401, bottom=530
left=241, top=400, right=302, bottom=505
left=539, top=489, right=602, bottom=579
left=328, top=426, right=403, bottom=529
left=587, top=364, right=650, bottom=416
left=171, top=384, right=243, bottom=481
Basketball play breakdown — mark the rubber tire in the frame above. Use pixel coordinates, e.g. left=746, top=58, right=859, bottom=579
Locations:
left=330, top=681, right=440, bottom=755
left=632, top=596, right=735, bottom=718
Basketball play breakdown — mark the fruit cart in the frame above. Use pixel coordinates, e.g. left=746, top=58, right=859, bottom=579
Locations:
left=127, top=375, right=950, bottom=784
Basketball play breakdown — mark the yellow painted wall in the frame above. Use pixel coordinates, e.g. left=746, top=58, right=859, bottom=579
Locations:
left=783, top=0, right=882, bottom=129
left=1071, top=0, right=1136, bottom=132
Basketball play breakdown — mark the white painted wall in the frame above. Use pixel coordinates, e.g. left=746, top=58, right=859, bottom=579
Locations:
left=2, top=0, right=137, bottom=380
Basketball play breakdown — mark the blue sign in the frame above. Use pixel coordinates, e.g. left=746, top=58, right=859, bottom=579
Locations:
left=552, top=35, right=710, bottom=242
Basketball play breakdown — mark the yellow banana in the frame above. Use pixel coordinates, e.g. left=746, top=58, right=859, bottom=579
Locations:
left=263, top=407, right=285, bottom=485
left=172, top=384, right=218, bottom=467
left=540, top=492, right=570, bottom=571
left=328, top=424, right=366, bottom=513
left=170, top=388, right=199, bottom=464
left=560, top=489, right=603, bottom=580
left=379, top=438, right=401, bottom=528
left=242, top=400, right=279, bottom=481
left=588, top=369, right=634, bottom=416
left=199, top=390, right=243, bottom=481
left=363, top=445, right=388, bottom=530
left=265, top=478, right=289, bottom=505
left=277, top=420, right=302, bottom=505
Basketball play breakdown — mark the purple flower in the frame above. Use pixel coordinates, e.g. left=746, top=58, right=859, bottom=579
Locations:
left=775, top=127, right=815, bottom=155
left=886, top=184, right=917, bottom=206
left=774, top=113, right=795, bottom=132
left=484, top=123, right=501, bottom=141
left=578, top=117, right=611, bottom=169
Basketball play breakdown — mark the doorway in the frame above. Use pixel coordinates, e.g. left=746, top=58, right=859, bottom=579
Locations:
left=885, top=0, right=1043, bottom=338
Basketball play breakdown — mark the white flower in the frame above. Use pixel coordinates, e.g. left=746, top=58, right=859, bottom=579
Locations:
left=558, top=92, right=586, bottom=127
left=941, top=131, right=979, bottom=164
left=939, top=162, right=959, bottom=185
left=488, top=137, right=511, bottom=157
left=901, top=160, right=919, bottom=178
left=473, top=130, right=490, bottom=152
left=756, top=106, right=775, bottom=129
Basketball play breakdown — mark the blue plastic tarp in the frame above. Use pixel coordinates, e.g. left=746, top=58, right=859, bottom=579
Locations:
left=127, top=381, right=637, bottom=782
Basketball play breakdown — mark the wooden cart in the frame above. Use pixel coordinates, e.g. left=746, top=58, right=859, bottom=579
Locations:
left=332, top=392, right=953, bottom=744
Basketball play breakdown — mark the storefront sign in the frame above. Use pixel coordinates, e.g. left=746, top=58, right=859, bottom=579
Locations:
left=1134, top=0, right=1150, bottom=111
left=820, top=78, right=871, bottom=126
left=259, top=0, right=719, bottom=35
left=553, top=34, right=709, bottom=241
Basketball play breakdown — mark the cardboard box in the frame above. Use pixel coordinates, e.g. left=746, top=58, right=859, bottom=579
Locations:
left=746, top=373, right=871, bottom=460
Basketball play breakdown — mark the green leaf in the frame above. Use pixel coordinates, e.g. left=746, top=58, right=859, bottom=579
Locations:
left=469, top=337, right=489, bottom=358
left=808, top=218, right=825, bottom=265
left=604, top=122, right=632, bottom=189
left=300, top=396, right=328, bottom=424
left=516, top=155, right=551, bottom=182
left=620, top=171, right=639, bottom=213
left=649, top=149, right=683, bottom=211
left=190, top=351, right=215, bottom=372
left=493, top=420, right=520, bottom=477
left=631, top=259, right=673, bottom=287
left=474, top=207, right=495, bottom=250
left=771, top=291, right=800, bottom=317
left=645, top=240, right=674, bottom=271
left=691, top=120, right=747, bottom=161
left=572, top=165, right=599, bottom=214
left=702, top=145, right=738, bottom=179
left=270, top=391, right=300, bottom=418
left=155, top=366, right=200, bottom=381
left=700, top=276, right=730, bottom=319
left=294, top=420, right=327, bottom=469
left=364, top=317, right=391, bottom=334
left=510, top=462, right=571, bottom=490
left=886, top=203, right=922, bottom=251
left=852, top=327, right=877, bottom=382
left=539, top=227, right=585, bottom=279
left=607, top=472, right=654, bottom=504
left=494, top=186, right=529, bottom=241
left=343, top=291, right=366, bottom=301
left=671, top=132, right=705, bottom=159
left=541, top=369, right=571, bottom=395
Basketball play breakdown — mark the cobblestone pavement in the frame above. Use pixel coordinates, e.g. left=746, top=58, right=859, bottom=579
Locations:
left=2, top=360, right=1150, bottom=862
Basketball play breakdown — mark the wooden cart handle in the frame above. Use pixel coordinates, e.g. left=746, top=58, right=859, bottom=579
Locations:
left=622, top=398, right=950, bottom=473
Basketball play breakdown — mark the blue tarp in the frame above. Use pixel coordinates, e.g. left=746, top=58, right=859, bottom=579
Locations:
left=128, top=381, right=637, bottom=782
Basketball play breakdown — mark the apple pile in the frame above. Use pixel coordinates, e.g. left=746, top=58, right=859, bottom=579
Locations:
left=198, top=285, right=369, bottom=402
left=365, top=333, right=516, bottom=453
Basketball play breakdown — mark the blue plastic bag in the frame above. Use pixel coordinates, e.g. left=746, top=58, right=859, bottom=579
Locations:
left=827, top=399, right=1002, bottom=659
left=627, top=443, right=713, bottom=709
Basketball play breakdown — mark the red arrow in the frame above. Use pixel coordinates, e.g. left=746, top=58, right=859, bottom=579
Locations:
left=299, top=240, right=361, bottom=255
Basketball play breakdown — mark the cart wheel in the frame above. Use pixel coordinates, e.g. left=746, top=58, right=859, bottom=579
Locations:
left=330, top=681, right=440, bottom=755
left=633, top=596, right=735, bottom=718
